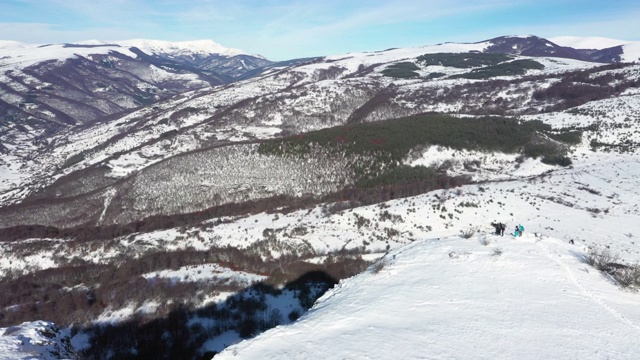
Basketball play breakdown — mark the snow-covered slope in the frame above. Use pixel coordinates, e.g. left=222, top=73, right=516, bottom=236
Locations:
left=2, top=39, right=639, bottom=224
left=0, top=39, right=247, bottom=70
left=325, top=40, right=492, bottom=66
left=0, top=321, right=75, bottom=360
left=550, top=36, right=629, bottom=50
left=115, top=39, right=246, bottom=57
left=620, top=43, right=640, bottom=63
left=1, top=140, right=639, bottom=358
left=550, top=36, right=640, bottom=63
left=0, top=41, right=134, bottom=69
left=217, top=232, right=640, bottom=359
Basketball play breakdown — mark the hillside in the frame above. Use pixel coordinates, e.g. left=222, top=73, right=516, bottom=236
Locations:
left=2, top=35, right=640, bottom=225
left=217, top=233, right=640, bottom=359
left=1, top=146, right=639, bottom=358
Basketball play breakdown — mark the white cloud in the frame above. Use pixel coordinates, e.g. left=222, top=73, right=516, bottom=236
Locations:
left=0, top=23, right=140, bottom=44
left=490, top=10, right=640, bottom=43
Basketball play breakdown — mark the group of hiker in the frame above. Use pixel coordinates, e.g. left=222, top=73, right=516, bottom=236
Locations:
left=491, top=222, right=525, bottom=237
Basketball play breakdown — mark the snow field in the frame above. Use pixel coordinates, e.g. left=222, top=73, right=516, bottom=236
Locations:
left=0, top=321, right=75, bottom=360
left=217, top=232, right=640, bottom=359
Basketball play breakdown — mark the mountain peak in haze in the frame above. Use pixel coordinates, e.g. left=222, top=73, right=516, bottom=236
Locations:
left=483, top=35, right=590, bottom=60
left=549, top=36, right=629, bottom=50
left=71, top=38, right=248, bottom=57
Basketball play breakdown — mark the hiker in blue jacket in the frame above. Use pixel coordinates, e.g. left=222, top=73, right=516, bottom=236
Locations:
left=513, top=224, right=524, bottom=237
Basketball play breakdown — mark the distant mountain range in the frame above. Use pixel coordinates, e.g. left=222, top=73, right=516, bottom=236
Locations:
left=0, top=34, right=638, bottom=228
left=0, top=38, right=274, bottom=128
left=0, top=34, right=637, bottom=136
left=481, top=35, right=634, bottom=63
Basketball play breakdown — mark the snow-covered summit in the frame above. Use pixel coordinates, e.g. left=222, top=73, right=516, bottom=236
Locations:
left=504, top=34, right=538, bottom=39
left=325, top=40, right=492, bottom=65
left=550, top=36, right=640, bottom=63
left=0, top=40, right=33, bottom=49
left=550, top=36, right=629, bottom=50
left=0, top=38, right=249, bottom=70
left=0, top=41, right=132, bottom=70
left=218, top=233, right=640, bottom=359
left=115, top=38, right=247, bottom=57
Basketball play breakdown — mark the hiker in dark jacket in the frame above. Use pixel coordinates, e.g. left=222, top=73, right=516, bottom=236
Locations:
left=491, top=222, right=501, bottom=235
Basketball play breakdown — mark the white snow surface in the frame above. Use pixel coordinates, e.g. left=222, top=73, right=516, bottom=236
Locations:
left=0, top=42, right=135, bottom=70
left=550, top=36, right=640, bottom=62
left=621, top=43, right=640, bottom=62
left=208, top=149, right=640, bottom=359
left=115, top=39, right=246, bottom=57
left=550, top=36, right=629, bottom=49
left=218, top=233, right=640, bottom=359
left=0, top=321, right=74, bottom=360
left=324, top=41, right=491, bottom=72
left=1, top=147, right=640, bottom=358
left=0, top=38, right=246, bottom=71
left=143, top=263, right=267, bottom=285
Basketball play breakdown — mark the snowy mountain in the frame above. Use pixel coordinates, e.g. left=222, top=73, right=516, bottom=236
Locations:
left=0, top=38, right=260, bottom=70
left=116, top=39, right=248, bottom=57
left=2, top=35, right=640, bottom=226
left=1, top=34, right=640, bottom=359
left=549, top=36, right=629, bottom=50
left=0, top=39, right=273, bottom=163
left=483, top=35, right=593, bottom=60
left=549, top=36, right=640, bottom=63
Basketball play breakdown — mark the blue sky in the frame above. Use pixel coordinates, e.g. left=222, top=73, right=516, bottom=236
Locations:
left=1, top=0, right=639, bottom=60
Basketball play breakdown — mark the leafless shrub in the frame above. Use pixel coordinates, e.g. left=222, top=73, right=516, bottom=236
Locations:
left=492, top=248, right=503, bottom=256
left=384, top=227, right=400, bottom=238
left=613, top=263, right=640, bottom=290
left=379, top=210, right=402, bottom=223
left=585, top=247, right=619, bottom=271
left=585, top=248, right=640, bottom=290
left=461, top=229, right=476, bottom=239
left=479, top=237, right=490, bottom=246
left=578, top=186, right=601, bottom=196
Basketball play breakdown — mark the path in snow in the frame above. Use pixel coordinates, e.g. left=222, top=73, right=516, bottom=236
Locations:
left=536, top=236, right=640, bottom=332
left=217, top=234, right=640, bottom=359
